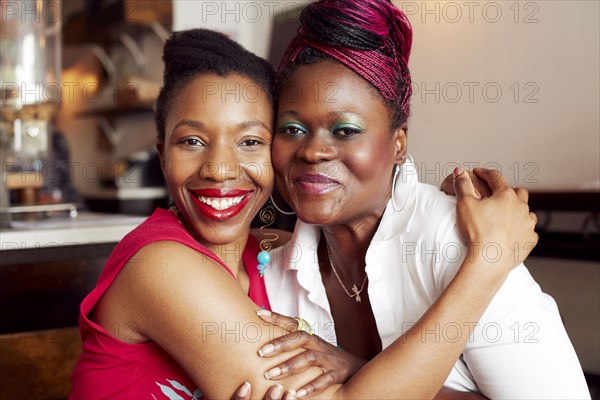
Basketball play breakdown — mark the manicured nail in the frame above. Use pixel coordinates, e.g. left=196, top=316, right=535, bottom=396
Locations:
left=265, top=366, right=282, bottom=379
left=237, top=381, right=250, bottom=397
left=256, top=309, right=272, bottom=317
left=286, top=389, right=297, bottom=399
left=453, top=166, right=464, bottom=178
left=258, top=343, right=275, bottom=357
left=269, top=384, right=283, bottom=400
left=296, top=389, right=307, bottom=398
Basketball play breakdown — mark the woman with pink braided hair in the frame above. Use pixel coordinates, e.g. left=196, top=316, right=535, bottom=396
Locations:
left=245, top=0, right=589, bottom=398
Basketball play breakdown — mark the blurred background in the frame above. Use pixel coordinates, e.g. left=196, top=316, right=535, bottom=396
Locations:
left=0, top=1, right=598, bottom=398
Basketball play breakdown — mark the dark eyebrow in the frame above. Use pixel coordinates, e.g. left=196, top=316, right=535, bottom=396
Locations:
left=172, top=119, right=204, bottom=132
left=172, top=119, right=272, bottom=134
left=238, top=120, right=272, bottom=134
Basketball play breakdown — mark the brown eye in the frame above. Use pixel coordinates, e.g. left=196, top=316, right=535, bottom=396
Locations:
left=179, top=137, right=205, bottom=147
left=240, top=139, right=263, bottom=147
left=278, top=123, right=307, bottom=136
left=332, top=124, right=363, bottom=138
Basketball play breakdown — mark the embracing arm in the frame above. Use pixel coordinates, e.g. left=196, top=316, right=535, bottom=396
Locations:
left=110, top=238, right=495, bottom=399
left=244, top=241, right=523, bottom=400
left=104, top=169, right=536, bottom=399
left=440, top=169, right=589, bottom=398
left=122, top=239, right=517, bottom=399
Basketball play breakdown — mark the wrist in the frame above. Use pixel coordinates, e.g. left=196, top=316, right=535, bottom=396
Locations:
left=460, top=245, right=511, bottom=289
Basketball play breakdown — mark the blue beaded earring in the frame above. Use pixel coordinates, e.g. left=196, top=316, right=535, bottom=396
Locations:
left=256, top=204, right=278, bottom=277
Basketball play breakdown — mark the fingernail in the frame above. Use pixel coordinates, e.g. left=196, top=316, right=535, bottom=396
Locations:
left=264, top=366, right=282, bottom=379
left=237, top=382, right=250, bottom=397
left=296, top=389, right=307, bottom=398
left=258, top=343, right=275, bottom=357
left=256, top=309, right=272, bottom=317
left=269, top=384, right=283, bottom=400
left=286, top=389, right=297, bottom=400
left=474, top=188, right=482, bottom=199
left=453, top=166, right=464, bottom=178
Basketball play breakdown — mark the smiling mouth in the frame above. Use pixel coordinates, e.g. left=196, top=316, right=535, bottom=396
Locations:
left=190, top=189, right=253, bottom=221
left=197, top=195, right=245, bottom=211
left=295, top=173, right=340, bottom=195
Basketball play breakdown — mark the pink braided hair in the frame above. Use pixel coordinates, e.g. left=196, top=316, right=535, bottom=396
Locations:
left=277, top=0, right=413, bottom=115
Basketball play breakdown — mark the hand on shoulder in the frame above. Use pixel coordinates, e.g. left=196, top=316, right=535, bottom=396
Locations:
left=451, top=167, right=538, bottom=274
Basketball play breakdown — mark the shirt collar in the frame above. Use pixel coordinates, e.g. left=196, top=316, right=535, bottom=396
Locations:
left=284, top=219, right=321, bottom=272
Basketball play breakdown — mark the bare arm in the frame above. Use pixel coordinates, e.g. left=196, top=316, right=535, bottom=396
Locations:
left=102, top=170, right=535, bottom=399
left=107, top=240, right=519, bottom=399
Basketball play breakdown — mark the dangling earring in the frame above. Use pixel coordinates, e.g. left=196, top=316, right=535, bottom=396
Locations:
left=392, top=154, right=414, bottom=212
left=269, top=193, right=295, bottom=215
left=257, top=193, right=294, bottom=277
left=256, top=204, right=278, bottom=277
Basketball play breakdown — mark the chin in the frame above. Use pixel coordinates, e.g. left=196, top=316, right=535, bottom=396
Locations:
left=295, top=206, right=338, bottom=226
left=193, top=223, right=249, bottom=247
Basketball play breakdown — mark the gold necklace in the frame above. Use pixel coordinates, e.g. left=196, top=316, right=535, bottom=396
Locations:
left=324, top=240, right=368, bottom=303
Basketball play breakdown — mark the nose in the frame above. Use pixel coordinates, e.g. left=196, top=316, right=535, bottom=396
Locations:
left=198, top=143, right=241, bottom=182
left=296, top=130, right=336, bottom=163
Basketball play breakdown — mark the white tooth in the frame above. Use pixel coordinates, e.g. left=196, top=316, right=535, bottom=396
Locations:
left=198, top=196, right=245, bottom=210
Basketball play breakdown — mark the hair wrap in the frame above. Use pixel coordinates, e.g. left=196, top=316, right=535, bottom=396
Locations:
left=277, top=0, right=413, bottom=115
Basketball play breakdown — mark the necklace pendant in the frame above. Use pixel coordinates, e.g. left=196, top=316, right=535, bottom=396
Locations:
left=352, top=284, right=361, bottom=303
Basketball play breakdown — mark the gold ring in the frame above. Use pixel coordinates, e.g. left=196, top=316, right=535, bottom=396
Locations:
left=294, top=317, right=313, bottom=335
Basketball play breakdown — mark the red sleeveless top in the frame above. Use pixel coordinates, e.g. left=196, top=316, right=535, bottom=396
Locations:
left=70, top=208, right=271, bottom=399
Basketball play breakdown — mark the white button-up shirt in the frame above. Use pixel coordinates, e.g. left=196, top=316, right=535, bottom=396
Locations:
left=265, top=161, right=590, bottom=399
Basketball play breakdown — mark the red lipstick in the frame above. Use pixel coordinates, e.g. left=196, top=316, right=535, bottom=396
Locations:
left=190, top=188, right=253, bottom=221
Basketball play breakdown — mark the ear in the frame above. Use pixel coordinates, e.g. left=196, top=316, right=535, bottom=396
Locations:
left=393, top=122, right=408, bottom=164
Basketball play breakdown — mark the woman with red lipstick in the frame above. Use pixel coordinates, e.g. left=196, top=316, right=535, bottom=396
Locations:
left=254, top=0, right=589, bottom=399
left=71, top=29, right=538, bottom=400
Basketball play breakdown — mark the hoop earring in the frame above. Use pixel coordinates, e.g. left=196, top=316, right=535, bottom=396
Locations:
left=391, top=154, right=414, bottom=212
left=269, top=194, right=295, bottom=215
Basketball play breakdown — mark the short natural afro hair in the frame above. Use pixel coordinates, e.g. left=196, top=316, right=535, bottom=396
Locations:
left=155, top=29, right=276, bottom=141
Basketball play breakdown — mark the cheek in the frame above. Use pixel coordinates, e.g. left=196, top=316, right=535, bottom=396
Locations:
left=346, top=140, right=394, bottom=180
left=163, top=153, right=197, bottom=187
left=243, top=150, right=274, bottom=191
left=271, top=137, right=294, bottom=173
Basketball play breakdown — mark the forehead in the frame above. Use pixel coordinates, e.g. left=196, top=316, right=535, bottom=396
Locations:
left=278, top=61, right=388, bottom=116
left=168, top=73, right=273, bottom=125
